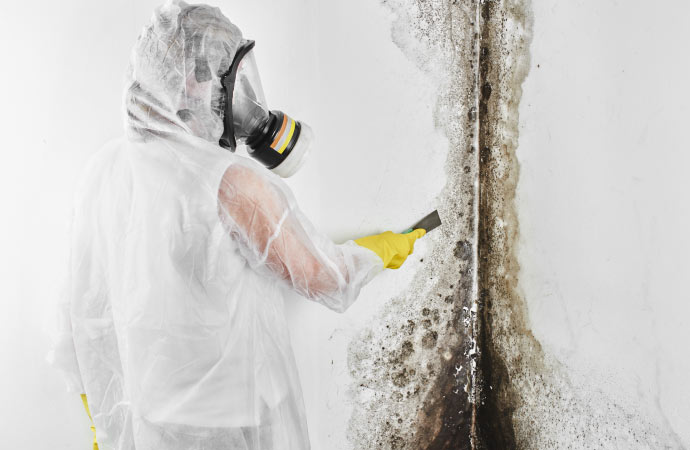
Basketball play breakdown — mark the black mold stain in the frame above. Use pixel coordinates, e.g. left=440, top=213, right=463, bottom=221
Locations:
left=409, top=0, right=535, bottom=447
left=475, top=0, right=519, bottom=447
left=454, top=240, right=473, bottom=261
left=467, top=3, right=680, bottom=447
left=411, top=285, right=474, bottom=450
left=362, top=0, right=686, bottom=448
left=408, top=0, right=534, bottom=448
left=474, top=0, right=535, bottom=449
left=400, top=1, right=479, bottom=447
left=348, top=0, right=533, bottom=448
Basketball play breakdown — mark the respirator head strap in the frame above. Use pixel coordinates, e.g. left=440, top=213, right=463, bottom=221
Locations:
left=219, top=39, right=256, bottom=151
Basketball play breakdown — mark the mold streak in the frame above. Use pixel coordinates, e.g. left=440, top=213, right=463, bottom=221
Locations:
left=473, top=2, right=688, bottom=448
left=475, top=0, right=533, bottom=447
left=347, top=1, right=481, bottom=448
left=346, top=0, right=534, bottom=448
left=350, top=0, right=690, bottom=448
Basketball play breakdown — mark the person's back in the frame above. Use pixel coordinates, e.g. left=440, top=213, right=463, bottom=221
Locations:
left=66, top=134, right=312, bottom=448
left=49, top=2, right=425, bottom=449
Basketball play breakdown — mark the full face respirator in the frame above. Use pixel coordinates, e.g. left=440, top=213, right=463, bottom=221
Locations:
left=219, top=40, right=313, bottom=178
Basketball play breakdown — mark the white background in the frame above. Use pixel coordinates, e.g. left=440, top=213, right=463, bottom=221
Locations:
left=0, top=0, right=446, bottom=448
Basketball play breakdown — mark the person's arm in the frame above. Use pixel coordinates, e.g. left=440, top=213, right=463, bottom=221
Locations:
left=217, top=160, right=388, bottom=312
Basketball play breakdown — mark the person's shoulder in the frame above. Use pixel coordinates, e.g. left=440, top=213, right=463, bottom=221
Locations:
left=72, top=137, right=128, bottom=200
left=222, top=159, right=265, bottom=187
left=83, top=137, right=127, bottom=173
left=219, top=155, right=299, bottom=213
left=220, top=156, right=289, bottom=197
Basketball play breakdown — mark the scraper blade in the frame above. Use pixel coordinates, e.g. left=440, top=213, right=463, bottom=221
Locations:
left=402, top=210, right=442, bottom=234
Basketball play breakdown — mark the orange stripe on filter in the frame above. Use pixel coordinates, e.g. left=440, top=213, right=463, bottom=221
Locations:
left=277, top=119, right=296, bottom=154
left=271, top=115, right=289, bottom=149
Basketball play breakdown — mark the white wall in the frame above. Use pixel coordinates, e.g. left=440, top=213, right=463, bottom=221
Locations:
left=0, top=1, right=446, bottom=448
left=517, top=0, right=690, bottom=446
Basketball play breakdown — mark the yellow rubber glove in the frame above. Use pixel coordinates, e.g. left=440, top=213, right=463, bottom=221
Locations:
left=354, top=229, right=426, bottom=269
left=80, top=394, right=99, bottom=450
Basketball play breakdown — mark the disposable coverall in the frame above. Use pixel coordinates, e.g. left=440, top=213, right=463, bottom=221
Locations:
left=49, top=2, right=423, bottom=449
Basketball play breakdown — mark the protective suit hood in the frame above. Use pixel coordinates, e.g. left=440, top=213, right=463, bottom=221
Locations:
left=124, top=0, right=313, bottom=177
left=124, top=1, right=241, bottom=143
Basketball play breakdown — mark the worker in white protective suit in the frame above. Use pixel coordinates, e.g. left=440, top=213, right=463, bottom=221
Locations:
left=48, top=1, right=426, bottom=449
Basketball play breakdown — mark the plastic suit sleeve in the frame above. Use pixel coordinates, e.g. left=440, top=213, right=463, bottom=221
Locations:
left=217, top=161, right=384, bottom=312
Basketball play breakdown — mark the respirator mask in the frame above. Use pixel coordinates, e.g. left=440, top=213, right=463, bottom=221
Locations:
left=219, top=40, right=313, bottom=178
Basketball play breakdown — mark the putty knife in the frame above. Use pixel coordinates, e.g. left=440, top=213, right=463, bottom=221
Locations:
left=402, top=210, right=442, bottom=234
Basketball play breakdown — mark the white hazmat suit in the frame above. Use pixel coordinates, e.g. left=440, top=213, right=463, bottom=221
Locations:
left=49, top=2, right=386, bottom=448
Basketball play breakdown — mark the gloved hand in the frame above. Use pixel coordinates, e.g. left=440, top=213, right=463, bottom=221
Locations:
left=354, top=229, right=426, bottom=269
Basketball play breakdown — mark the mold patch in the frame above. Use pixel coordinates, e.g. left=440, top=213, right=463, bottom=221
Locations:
left=347, top=0, right=690, bottom=448
left=346, top=0, right=480, bottom=448
left=475, top=1, right=534, bottom=447
left=475, top=1, right=687, bottom=449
